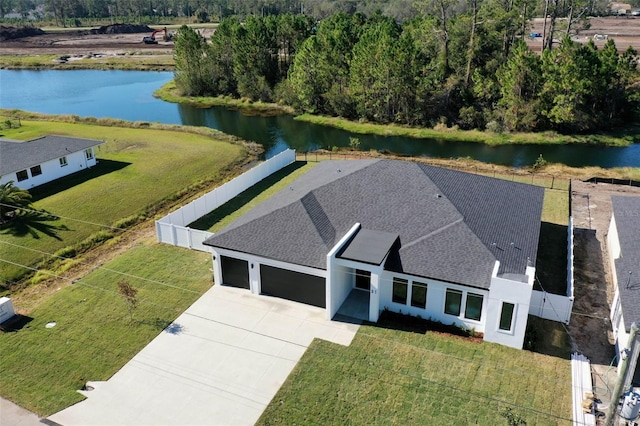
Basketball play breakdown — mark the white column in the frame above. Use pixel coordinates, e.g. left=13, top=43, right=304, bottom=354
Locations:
left=211, top=249, right=222, bottom=285
left=369, top=273, right=381, bottom=323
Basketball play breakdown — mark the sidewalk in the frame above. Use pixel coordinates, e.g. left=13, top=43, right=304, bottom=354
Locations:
left=0, top=397, right=44, bottom=426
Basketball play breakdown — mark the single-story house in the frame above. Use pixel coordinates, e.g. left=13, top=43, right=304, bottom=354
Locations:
left=0, top=135, right=102, bottom=190
left=203, top=160, right=545, bottom=349
left=607, top=196, right=640, bottom=385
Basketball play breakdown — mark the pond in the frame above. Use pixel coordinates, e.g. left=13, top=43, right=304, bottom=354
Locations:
left=1, top=69, right=639, bottom=167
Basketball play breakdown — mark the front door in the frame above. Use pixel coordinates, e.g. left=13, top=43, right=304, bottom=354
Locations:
left=355, top=269, right=371, bottom=291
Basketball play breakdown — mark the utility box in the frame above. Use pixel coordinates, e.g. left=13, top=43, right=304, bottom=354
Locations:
left=0, top=297, right=16, bottom=324
left=621, top=391, right=640, bottom=421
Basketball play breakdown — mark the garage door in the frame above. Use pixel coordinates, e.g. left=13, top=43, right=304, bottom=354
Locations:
left=260, top=265, right=326, bottom=308
left=221, top=256, right=250, bottom=289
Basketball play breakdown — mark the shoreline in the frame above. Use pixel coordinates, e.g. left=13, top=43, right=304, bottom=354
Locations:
left=154, top=81, right=639, bottom=148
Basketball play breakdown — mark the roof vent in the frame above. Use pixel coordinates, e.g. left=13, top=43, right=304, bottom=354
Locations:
left=435, top=193, right=442, bottom=199
left=337, top=169, right=341, bottom=173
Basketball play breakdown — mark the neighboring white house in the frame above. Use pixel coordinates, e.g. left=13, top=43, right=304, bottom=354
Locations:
left=203, top=160, right=545, bottom=349
left=0, top=135, right=102, bottom=190
left=608, top=196, right=640, bottom=386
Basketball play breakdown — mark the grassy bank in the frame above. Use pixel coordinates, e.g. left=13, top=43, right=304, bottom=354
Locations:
left=0, top=53, right=174, bottom=71
left=0, top=116, right=249, bottom=286
left=0, top=241, right=212, bottom=416
left=154, top=80, right=295, bottom=115
left=296, top=114, right=640, bottom=147
left=258, top=314, right=572, bottom=425
left=154, top=83, right=640, bottom=146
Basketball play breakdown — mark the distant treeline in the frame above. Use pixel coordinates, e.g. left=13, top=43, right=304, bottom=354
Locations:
left=174, top=10, right=639, bottom=133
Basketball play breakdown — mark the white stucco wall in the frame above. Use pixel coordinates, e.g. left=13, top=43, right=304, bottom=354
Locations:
left=378, top=271, right=489, bottom=334
left=607, top=213, right=628, bottom=351
left=1, top=148, right=97, bottom=190
left=484, top=271, right=533, bottom=349
left=326, top=223, right=362, bottom=319
left=608, top=215, right=621, bottom=261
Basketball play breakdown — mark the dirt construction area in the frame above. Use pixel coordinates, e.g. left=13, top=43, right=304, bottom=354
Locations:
left=570, top=180, right=640, bottom=415
left=0, top=17, right=638, bottom=57
left=526, top=16, right=640, bottom=53
left=0, top=23, right=214, bottom=62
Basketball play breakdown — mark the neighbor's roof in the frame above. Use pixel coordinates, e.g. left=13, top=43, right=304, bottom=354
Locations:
left=0, top=135, right=102, bottom=176
left=611, top=196, right=640, bottom=332
left=204, top=160, right=544, bottom=289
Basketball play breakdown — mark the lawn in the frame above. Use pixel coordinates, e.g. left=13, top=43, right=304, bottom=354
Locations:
left=258, top=313, right=572, bottom=425
left=190, top=161, right=317, bottom=232
left=0, top=120, right=246, bottom=286
left=0, top=241, right=212, bottom=416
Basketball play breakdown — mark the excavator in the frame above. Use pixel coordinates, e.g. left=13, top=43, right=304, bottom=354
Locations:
left=142, top=27, right=172, bottom=44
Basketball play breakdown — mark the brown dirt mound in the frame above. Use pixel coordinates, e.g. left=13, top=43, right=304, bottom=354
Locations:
left=0, top=25, right=45, bottom=41
left=89, top=23, right=154, bottom=35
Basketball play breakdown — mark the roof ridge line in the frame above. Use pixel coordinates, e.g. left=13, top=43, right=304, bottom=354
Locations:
left=401, top=217, right=464, bottom=250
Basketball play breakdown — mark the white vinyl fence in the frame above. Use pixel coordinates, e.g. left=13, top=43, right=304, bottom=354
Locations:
left=156, top=149, right=296, bottom=252
left=529, top=216, right=575, bottom=324
left=571, top=353, right=596, bottom=426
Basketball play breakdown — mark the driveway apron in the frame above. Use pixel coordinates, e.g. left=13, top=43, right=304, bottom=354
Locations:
left=48, top=285, right=359, bottom=426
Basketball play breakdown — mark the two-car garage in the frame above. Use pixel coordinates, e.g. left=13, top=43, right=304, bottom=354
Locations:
left=218, top=255, right=326, bottom=308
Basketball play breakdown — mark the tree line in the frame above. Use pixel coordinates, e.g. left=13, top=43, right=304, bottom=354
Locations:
left=0, top=0, right=421, bottom=25
left=1, top=0, right=617, bottom=28
left=174, top=10, right=639, bottom=133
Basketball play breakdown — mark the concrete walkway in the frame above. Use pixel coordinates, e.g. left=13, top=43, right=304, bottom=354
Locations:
left=49, top=285, right=359, bottom=426
left=0, top=397, right=44, bottom=426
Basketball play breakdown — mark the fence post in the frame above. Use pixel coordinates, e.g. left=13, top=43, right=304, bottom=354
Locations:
left=551, top=176, right=555, bottom=189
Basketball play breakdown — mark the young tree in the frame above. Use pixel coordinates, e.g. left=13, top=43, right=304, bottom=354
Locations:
left=118, top=281, right=139, bottom=321
left=497, top=40, right=543, bottom=131
left=173, top=25, right=213, bottom=96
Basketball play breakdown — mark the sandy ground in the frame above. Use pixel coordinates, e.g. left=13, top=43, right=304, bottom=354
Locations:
left=0, top=28, right=215, bottom=62
left=526, top=16, right=640, bottom=53
left=0, top=18, right=637, bottom=57
left=570, top=180, right=640, bottom=419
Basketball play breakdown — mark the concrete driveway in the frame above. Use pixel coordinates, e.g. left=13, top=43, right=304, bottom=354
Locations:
left=49, top=285, right=359, bottom=426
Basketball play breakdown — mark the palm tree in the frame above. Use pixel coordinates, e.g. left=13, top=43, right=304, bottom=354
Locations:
left=0, top=181, right=32, bottom=223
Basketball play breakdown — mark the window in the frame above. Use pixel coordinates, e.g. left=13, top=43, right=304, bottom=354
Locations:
left=464, top=293, right=484, bottom=321
left=444, top=289, right=462, bottom=316
left=59, top=156, right=68, bottom=167
left=392, top=277, right=408, bottom=304
left=499, top=302, right=516, bottom=331
left=30, top=165, right=42, bottom=177
left=411, top=282, right=427, bottom=308
left=85, top=148, right=94, bottom=160
left=16, top=170, right=28, bottom=182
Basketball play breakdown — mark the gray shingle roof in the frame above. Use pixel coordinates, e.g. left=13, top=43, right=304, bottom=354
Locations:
left=339, top=229, right=399, bottom=265
left=0, top=135, right=102, bottom=176
left=204, top=160, right=544, bottom=290
left=611, top=196, right=640, bottom=332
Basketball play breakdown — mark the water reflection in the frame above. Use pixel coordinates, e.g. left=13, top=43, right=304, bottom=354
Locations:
left=1, top=69, right=638, bottom=167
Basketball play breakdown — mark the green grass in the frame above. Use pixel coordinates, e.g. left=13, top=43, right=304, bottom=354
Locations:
left=0, top=119, right=246, bottom=285
left=154, top=81, right=296, bottom=115
left=296, top=114, right=640, bottom=147
left=0, top=53, right=174, bottom=71
left=0, top=241, right=212, bottom=416
left=190, top=161, right=317, bottom=232
left=258, top=314, right=572, bottom=425
left=535, top=189, right=570, bottom=295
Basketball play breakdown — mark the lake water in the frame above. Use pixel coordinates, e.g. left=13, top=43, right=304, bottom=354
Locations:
left=1, top=69, right=639, bottom=167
